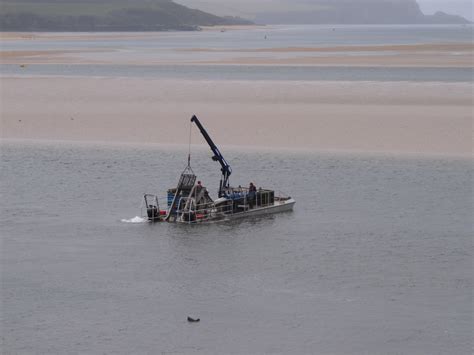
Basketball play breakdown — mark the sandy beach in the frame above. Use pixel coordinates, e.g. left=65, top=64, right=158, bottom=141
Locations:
left=1, top=77, right=471, bottom=157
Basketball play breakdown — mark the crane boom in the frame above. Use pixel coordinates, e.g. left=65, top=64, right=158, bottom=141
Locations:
left=190, top=115, right=232, bottom=197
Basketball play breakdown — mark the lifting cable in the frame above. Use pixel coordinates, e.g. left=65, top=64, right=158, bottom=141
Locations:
left=181, top=119, right=194, bottom=176
left=187, top=119, right=192, bottom=168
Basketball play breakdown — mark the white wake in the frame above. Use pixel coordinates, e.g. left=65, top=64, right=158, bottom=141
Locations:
left=121, top=216, right=147, bottom=223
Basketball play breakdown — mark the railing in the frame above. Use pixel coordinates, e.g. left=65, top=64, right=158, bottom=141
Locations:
left=176, top=189, right=277, bottom=224
left=141, top=194, right=167, bottom=221
left=142, top=189, right=290, bottom=223
left=176, top=198, right=228, bottom=223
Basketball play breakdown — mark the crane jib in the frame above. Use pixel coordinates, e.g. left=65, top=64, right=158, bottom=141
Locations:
left=190, top=115, right=232, bottom=197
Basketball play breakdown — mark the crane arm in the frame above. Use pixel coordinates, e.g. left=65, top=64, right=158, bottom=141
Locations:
left=190, top=115, right=232, bottom=196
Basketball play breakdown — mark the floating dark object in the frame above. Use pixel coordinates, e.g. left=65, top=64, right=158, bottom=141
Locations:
left=187, top=316, right=200, bottom=322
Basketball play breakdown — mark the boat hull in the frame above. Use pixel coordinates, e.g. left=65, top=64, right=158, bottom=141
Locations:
left=176, top=198, right=295, bottom=224
left=228, top=198, right=295, bottom=219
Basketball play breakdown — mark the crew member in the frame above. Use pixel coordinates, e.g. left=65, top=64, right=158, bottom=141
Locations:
left=248, top=182, right=257, bottom=208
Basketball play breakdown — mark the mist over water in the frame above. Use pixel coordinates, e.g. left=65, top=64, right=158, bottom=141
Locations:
left=1, top=142, right=471, bottom=354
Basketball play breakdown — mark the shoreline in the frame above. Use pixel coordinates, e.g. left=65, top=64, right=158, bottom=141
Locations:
left=0, top=26, right=267, bottom=41
left=2, top=137, right=472, bottom=160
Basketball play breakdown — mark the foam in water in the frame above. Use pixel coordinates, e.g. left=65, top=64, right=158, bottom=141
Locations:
left=121, top=216, right=147, bottom=223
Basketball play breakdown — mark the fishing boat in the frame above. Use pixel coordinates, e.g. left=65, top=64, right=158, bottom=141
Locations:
left=142, top=115, right=295, bottom=224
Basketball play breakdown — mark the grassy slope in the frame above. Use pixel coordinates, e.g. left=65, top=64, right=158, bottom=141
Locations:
left=0, top=0, right=252, bottom=30
left=1, top=1, right=171, bottom=16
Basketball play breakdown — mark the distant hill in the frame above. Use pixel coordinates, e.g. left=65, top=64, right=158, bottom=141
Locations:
left=254, top=0, right=471, bottom=25
left=0, top=0, right=253, bottom=31
left=176, top=0, right=471, bottom=25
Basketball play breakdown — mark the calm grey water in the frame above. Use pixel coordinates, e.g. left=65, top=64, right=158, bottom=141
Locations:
left=1, top=64, right=472, bottom=82
left=2, top=25, right=472, bottom=51
left=1, top=142, right=472, bottom=354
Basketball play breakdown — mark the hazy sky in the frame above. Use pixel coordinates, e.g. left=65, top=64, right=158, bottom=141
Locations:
left=177, top=0, right=473, bottom=21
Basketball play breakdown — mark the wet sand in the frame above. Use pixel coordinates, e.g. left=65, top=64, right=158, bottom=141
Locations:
left=185, top=43, right=474, bottom=53
left=191, top=43, right=474, bottom=67
left=1, top=42, right=472, bottom=67
left=1, top=78, right=472, bottom=157
left=199, top=54, right=472, bottom=67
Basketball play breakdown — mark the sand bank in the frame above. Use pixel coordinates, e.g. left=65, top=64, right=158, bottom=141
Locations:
left=187, top=43, right=474, bottom=67
left=200, top=25, right=269, bottom=32
left=1, top=42, right=472, bottom=67
left=0, top=26, right=263, bottom=41
left=1, top=78, right=471, bottom=157
left=0, top=32, right=171, bottom=41
left=199, top=54, right=473, bottom=67
left=183, top=43, right=474, bottom=53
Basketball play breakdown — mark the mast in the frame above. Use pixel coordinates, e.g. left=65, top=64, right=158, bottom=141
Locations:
left=190, top=115, right=232, bottom=197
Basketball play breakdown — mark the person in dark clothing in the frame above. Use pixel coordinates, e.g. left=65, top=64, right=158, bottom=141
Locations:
left=195, top=180, right=204, bottom=212
left=248, top=182, right=257, bottom=208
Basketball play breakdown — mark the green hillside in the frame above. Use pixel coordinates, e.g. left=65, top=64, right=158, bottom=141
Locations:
left=0, top=0, right=252, bottom=31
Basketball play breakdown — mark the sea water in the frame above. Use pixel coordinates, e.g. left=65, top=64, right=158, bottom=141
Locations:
left=2, top=25, right=472, bottom=51
left=1, top=64, right=471, bottom=82
left=1, top=142, right=471, bottom=354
